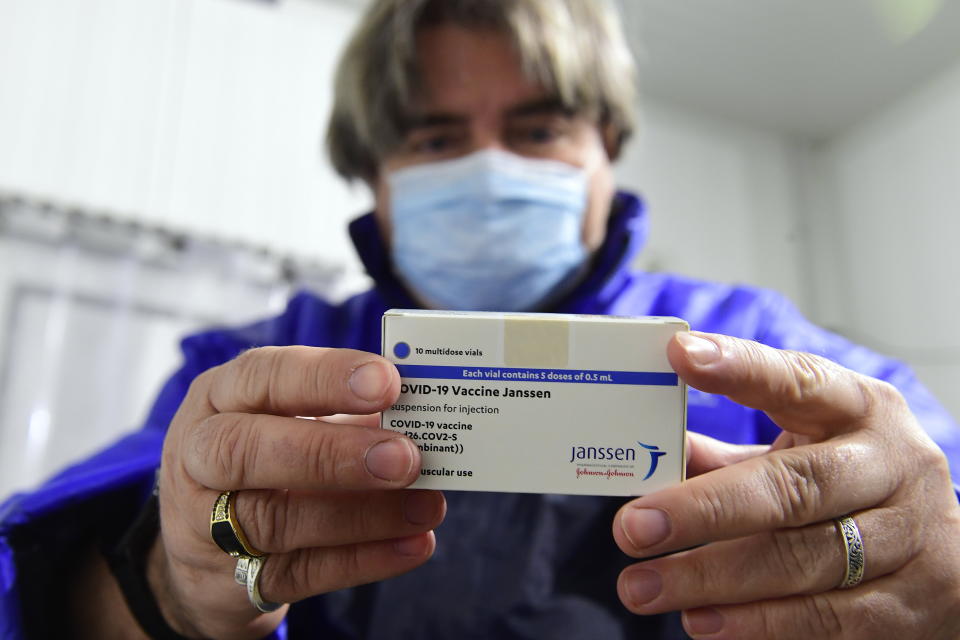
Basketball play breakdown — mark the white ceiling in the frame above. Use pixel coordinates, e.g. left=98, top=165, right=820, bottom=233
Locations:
left=619, top=0, right=960, bottom=138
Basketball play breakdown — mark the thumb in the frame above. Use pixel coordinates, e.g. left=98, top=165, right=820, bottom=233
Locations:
left=686, top=431, right=769, bottom=477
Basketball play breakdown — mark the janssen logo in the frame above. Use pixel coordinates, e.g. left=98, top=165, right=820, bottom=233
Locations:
left=569, top=442, right=666, bottom=481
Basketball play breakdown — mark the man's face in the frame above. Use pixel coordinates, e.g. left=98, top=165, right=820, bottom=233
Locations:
left=373, top=24, right=617, bottom=251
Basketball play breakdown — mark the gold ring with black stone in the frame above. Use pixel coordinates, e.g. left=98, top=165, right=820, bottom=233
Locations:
left=210, top=490, right=265, bottom=558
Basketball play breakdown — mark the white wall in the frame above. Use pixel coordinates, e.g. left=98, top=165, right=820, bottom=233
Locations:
left=617, top=100, right=806, bottom=305
left=804, top=60, right=960, bottom=420
left=0, top=0, right=372, bottom=271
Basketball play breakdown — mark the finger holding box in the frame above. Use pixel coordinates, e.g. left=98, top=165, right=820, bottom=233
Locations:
left=613, top=332, right=960, bottom=640
left=152, top=347, right=444, bottom=639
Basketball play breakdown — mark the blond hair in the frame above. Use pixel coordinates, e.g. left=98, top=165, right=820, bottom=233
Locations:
left=326, top=0, right=638, bottom=182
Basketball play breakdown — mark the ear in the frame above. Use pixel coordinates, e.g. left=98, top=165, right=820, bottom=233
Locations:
left=371, top=172, right=394, bottom=248
left=601, top=121, right=623, bottom=161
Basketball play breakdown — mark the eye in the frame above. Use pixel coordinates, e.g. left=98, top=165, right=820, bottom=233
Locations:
left=402, top=127, right=467, bottom=158
left=414, top=134, right=452, bottom=154
left=508, top=119, right=569, bottom=148
left=524, top=126, right=556, bottom=143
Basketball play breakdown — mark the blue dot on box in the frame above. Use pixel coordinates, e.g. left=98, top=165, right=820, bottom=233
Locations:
left=393, top=341, right=410, bottom=359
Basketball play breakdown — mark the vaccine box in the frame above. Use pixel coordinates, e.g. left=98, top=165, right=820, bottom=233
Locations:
left=381, top=309, right=687, bottom=496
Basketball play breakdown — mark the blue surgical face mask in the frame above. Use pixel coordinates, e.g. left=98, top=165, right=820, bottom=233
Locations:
left=388, top=149, right=589, bottom=311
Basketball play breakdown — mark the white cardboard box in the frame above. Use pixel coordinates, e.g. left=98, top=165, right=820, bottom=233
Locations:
left=381, top=309, right=688, bottom=496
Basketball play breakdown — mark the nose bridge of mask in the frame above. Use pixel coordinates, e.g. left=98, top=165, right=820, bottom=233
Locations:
left=478, top=150, right=588, bottom=209
left=390, top=149, right=588, bottom=214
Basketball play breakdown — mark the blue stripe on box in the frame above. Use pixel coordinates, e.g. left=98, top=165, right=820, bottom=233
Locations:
left=395, top=364, right=678, bottom=386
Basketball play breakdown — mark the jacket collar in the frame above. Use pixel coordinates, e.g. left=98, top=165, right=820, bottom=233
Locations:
left=347, top=191, right=649, bottom=313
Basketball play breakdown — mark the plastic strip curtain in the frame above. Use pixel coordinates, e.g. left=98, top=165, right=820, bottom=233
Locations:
left=0, top=195, right=343, bottom=498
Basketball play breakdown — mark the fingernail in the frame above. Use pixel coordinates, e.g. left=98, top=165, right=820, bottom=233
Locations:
left=621, top=508, right=671, bottom=550
left=365, top=438, right=414, bottom=481
left=394, top=534, right=431, bottom=557
left=623, top=569, right=662, bottom=606
left=349, top=362, right=389, bottom=401
left=403, top=491, right=438, bottom=525
left=683, top=608, right=724, bottom=636
left=677, top=332, right=721, bottom=366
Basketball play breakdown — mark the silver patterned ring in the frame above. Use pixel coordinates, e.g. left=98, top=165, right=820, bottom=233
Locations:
left=835, top=515, right=865, bottom=589
left=245, top=555, right=284, bottom=613
left=234, top=556, right=251, bottom=586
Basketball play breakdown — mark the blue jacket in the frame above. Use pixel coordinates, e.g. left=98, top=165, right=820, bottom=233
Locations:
left=2, top=193, right=958, bottom=639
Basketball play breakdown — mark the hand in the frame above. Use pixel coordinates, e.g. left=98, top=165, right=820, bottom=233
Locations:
left=151, top=347, right=445, bottom=638
left=613, top=332, right=960, bottom=639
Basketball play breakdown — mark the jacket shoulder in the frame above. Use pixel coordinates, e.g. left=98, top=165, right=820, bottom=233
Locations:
left=614, top=270, right=787, bottom=340
left=144, top=288, right=384, bottom=431
left=628, top=271, right=889, bottom=368
left=180, top=289, right=379, bottom=361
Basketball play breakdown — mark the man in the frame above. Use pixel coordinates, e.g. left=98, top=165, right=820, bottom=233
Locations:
left=2, top=1, right=959, bottom=638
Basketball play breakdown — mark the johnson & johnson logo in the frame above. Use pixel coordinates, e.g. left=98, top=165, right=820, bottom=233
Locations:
left=569, top=441, right=665, bottom=481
